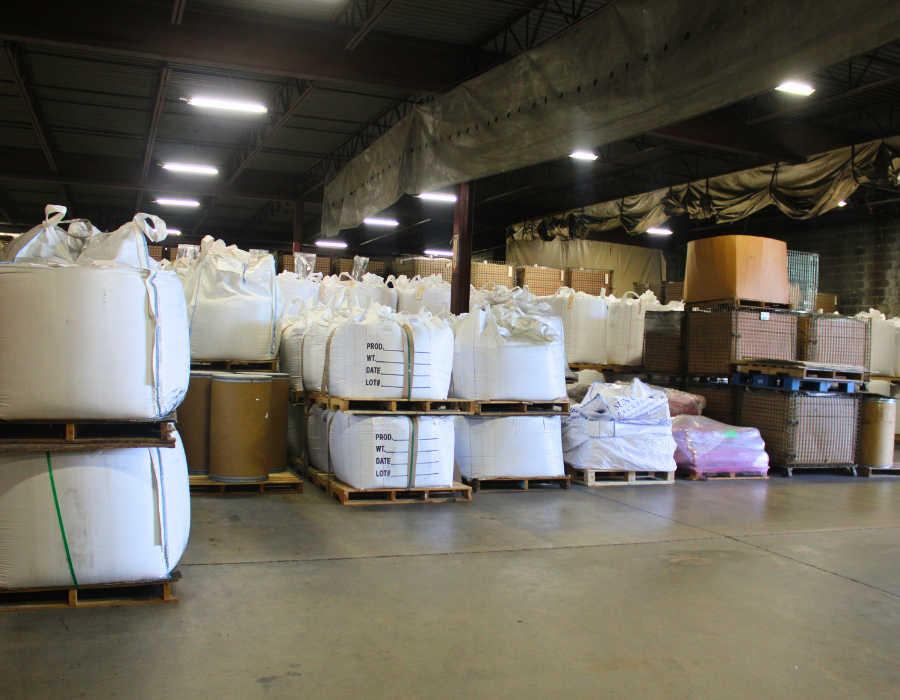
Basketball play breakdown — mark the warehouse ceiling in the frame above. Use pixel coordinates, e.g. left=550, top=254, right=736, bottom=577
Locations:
left=2, top=1, right=900, bottom=258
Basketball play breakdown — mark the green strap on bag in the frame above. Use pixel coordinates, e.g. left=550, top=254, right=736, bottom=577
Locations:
left=45, top=452, right=78, bottom=588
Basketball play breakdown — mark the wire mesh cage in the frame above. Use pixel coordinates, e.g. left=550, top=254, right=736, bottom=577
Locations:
left=787, top=250, right=819, bottom=312
left=685, top=380, right=740, bottom=424
left=686, top=306, right=798, bottom=377
left=567, top=268, right=613, bottom=295
left=393, top=256, right=452, bottom=281
left=147, top=244, right=164, bottom=261
left=516, top=266, right=565, bottom=296
left=737, top=390, right=860, bottom=467
left=816, top=292, right=839, bottom=314
left=633, top=281, right=685, bottom=304
left=471, top=261, right=515, bottom=288
left=797, top=314, right=871, bottom=371
left=643, top=310, right=685, bottom=375
left=333, top=257, right=388, bottom=276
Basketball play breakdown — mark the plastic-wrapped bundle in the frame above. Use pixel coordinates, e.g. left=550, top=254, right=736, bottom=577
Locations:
left=562, top=378, right=677, bottom=472
left=451, top=305, right=567, bottom=401
left=320, top=273, right=397, bottom=311
left=455, top=415, right=563, bottom=479
left=671, top=415, right=769, bottom=475
left=327, top=306, right=454, bottom=400
left=394, top=274, right=451, bottom=314
left=306, top=405, right=332, bottom=470
left=543, top=287, right=608, bottom=364
left=277, top=270, right=321, bottom=318
left=606, top=291, right=663, bottom=366
left=328, top=412, right=455, bottom=490
left=0, top=432, right=191, bottom=589
left=646, top=384, right=707, bottom=417
left=183, top=237, right=282, bottom=361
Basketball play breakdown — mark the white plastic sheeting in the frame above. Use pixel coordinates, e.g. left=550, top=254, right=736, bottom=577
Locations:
left=306, top=405, right=332, bottom=470
left=0, top=265, right=190, bottom=420
left=319, top=273, right=397, bottom=311
left=328, top=412, right=455, bottom=490
left=543, top=287, right=608, bottom=364
left=0, top=433, right=191, bottom=589
left=394, top=274, right=451, bottom=314
left=855, top=309, right=898, bottom=375
left=454, top=415, right=564, bottom=480
left=183, top=237, right=282, bottom=361
left=327, top=306, right=453, bottom=400
left=451, top=305, right=566, bottom=401
left=562, top=379, right=677, bottom=472
left=277, top=271, right=321, bottom=318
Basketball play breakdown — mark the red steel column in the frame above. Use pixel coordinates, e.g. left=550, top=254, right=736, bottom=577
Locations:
left=450, top=182, right=473, bottom=314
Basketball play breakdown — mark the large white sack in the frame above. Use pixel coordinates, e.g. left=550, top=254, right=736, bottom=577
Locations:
left=451, top=305, right=567, bottom=401
left=306, top=405, right=332, bottom=470
left=607, top=291, right=661, bottom=366
left=543, top=287, right=608, bottom=364
left=856, top=310, right=897, bottom=375
left=0, top=265, right=189, bottom=420
left=184, top=237, right=282, bottom=360
left=320, top=273, right=397, bottom=311
left=280, top=303, right=318, bottom=392
left=455, top=415, right=564, bottom=479
left=301, top=301, right=354, bottom=392
left=329, top=412, right=455, bottom=490
left=562, top=378, right=677, bottom=472
left=0, top=205, right=88, bottom=263
left=394, top=274, right=451, bottom=314
left=277, top=270, right=321, bottom=318
left=0, top=431, right=191, bottom=589
left=327, top=306, right=454, bottom=399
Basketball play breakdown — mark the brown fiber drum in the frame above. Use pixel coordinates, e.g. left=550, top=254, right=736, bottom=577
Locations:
left=858, top=396, right=897, bottom=468
left=241, top=372, right=290, bottom=473
left=209, top=373, right=272, bottom=483
left=178, top=371, right=213, bottom=476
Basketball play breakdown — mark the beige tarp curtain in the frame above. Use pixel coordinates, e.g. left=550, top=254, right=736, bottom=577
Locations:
left=509, top=137, right=900, bottom=240
left=506, top=239, right=666, bottom=297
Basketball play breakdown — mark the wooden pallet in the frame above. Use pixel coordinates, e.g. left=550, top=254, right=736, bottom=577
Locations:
left=190, top=359, right=279, bottom=372
left=567, top=466, right=675, bottom=486
left=189, top=470, right=303, bottom=494
left=463, top=475, right=571, bottom=492
left=777, top=465, right=858, bottom=477
left=857, top=466, right=900, bottom=477
left=473, top=400, right=570, bottom=415
left=677, top=468, right=769, bottom=481
left=731, top=372, right=858, bottom=393
left=312, top=394, right=476, bottom=415
left=295, top=459, right=472, bottom=505
left=290, top=389, right=311, bottom=405
left=0, top=571, right=180, bottom=612
left=0, top=414, right=176, bottom=451
left=569, top=363, right=642, bottom=374
left=736, top=360, right=867, bottom=381
left=687, top=299, right=791, bottom=309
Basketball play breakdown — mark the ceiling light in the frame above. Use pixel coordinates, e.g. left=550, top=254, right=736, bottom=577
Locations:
left=162, top=163, right=219, bottom=176
left=168, top=229, right=181, bottom=235
left=315, top=240, right=348, bottom=248
left=424, top=249, right=454, bottom=257
left=775, top=81, right=815, bottom=96
left=646, top=227, right=673, bottom=235
left=569, top=151, right=599, bottom=161
left=187, top=97, right=267, bottom=113
left=363, top=217, right=399, bottom=226
left=837, top=200, right=847, bottom=207
left=156, top=198, right=200, bottom=207
left=417, top=193, right=458, bottom=203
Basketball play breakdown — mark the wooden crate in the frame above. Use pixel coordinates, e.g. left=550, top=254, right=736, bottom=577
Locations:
left=0, top=572, right=180, bottom=611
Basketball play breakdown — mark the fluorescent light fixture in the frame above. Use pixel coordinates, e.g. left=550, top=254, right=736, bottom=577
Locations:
left=424, top=249, right=454, bottom=257
left=837, top=200, right=847, bottom=207
left=168, top=229, right=181, bottom=235
left=156, top=198, right=200, bottom=207
left=188, top=97, right=267, bottom=113
left=775, top=81, right=815, bottom=96
left=315, top=240, right=348, bottom=248
left=417, top=192, right=458, bottom=203
left=569, top=151, right=599, bottom=161
left=363, top=217, right=399, bottom=226
left=646, top=227, right=673, bottom=235
left=162, top=163, right=219, bottom=176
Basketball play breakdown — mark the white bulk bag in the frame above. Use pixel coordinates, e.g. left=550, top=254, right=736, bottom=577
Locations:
left=544, top=287, right=608, bottom=364
left=277, top=271, right=321, bottom=318
left=279, top=303, right=318, bottom=392
left=0, top=265, right=189, bottom=420
left=0, top=432, right=191, bottom=589
left=451, top=305, right=566, bottom=401
left=326, top=306, right=454, bottom=400
left=328, top=412, right=455, bottom=490
left=454, top=415, right=564, bottom=479
left=184, top=237, right=282, bottom=361
left=78, top=213, right=168, bottom=269
left=306, top=405, right=332, bottom=470
left=607, top=291, right=660, bottom=366
left=320, top=273, right=396, bottom=311
left=468, top=283, right=513, bottom=310
left=0, top=205, right=88, bottom=263
left=301, top=301, right=354, bottom=392
left=562, top=379, right=677, bottom=472
left=394, top=274, right=451, bottom=314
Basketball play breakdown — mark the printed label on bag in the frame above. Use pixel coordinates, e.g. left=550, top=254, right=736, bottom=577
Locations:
left=759, top=312, right=770, bottom=320
left=215, top=256, right=243, bottom=273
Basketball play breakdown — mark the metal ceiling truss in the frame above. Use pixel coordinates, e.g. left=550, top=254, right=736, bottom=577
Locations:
left=335, top=0, right=400, bottom=51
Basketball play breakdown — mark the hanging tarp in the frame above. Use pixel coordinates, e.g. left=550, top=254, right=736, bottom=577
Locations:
left=321, top=0, right=900, bottom=235
left=508, top=137, right=900, bottom=240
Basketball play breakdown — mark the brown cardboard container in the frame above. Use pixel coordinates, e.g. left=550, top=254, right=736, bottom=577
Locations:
left=177, top=371, right=213, bottom=475
left=684, top=235, right=789, bottom=304
left=209, top=374, right=272, bottom=483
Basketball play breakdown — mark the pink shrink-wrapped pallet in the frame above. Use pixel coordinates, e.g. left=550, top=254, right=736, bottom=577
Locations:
left=671, top=415, right=769, bottom=475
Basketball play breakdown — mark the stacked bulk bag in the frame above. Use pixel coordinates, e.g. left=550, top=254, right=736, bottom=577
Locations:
left=543, top=287, right=608, bottom=364
left=394, top=274, right=451, bottom=314
left=455, top=415, right=564, bottom=479
left=855, top=309, right=897, bottom=375
left=320, top=273, right=397, bottom=311
left=672, top=415, right=769, bottom=476
left=562, top=378, right=677, bottom=472
left=606, top=291, right=662, bottom=366
left=182, top=236, right=282, bottom=361
left=306, top=405, right=333, bottom=470
left=451, top=304, right=567, bottom=401
left=301, top=300, right=354, bottom=392
left=277, top=270, right=321, bottom=318
left=0, top=205, right=89, bottom=263
left=279, top=300, right=322, bottom=391
left=0, top=432, right=191, bottom=589
left=329, top=412, right=455, bottom=490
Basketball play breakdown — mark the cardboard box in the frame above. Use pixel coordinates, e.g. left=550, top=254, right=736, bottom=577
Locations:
left=684, top=235, right=789, bottom=304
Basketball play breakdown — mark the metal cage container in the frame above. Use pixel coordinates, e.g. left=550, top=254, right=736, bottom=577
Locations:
left=568, top=268, right=613, bottom=296
left=787, top=250, right=819, bottom=312
left=470, top=261, right=515, bottom=288
left=516, top=266, right=565, bottom=296
left=643, top=310, right=685, bottom=375
left=685, top=380, right=740, bottom=425
left=393, top=256, right=452, bottom=281
left=797, top=314, right=870, bottom=371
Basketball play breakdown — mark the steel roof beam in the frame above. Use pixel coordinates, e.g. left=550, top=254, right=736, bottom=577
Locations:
left=0, top=0, right=464, bottom=93
left=338, top=0, right=401, bottom=52
left=2, top=41, right=58, bottom=171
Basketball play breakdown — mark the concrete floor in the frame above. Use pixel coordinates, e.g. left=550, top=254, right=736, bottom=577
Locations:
left=3, top=475, right=900, bottom=700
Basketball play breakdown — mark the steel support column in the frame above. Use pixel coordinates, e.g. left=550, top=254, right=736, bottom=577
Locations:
left=450, top=182, right=473, bottom=315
